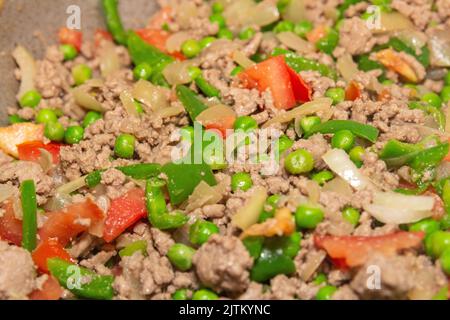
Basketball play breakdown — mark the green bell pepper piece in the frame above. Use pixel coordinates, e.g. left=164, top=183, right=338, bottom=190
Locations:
left=102, top=0, right=127, bottom=45
left=145, top=178, right=189, bottom=229
left=264, top=232, right=302, bottom=259
left=357, top=54, right=385, bottom=73
left=195, top=76, right=221, bottom=98
left=85, top=170, right=103, bottom=188
left=242, top=236, right=264, bottom=259
left=176, top=85, right=209, bottom=122
left=337, top=0, right=364, bottom=18
left=21, top=180, right=37, bottom=252
left=161, top=162, right=216, bottom=205
left=408, top=143, right=449, bottom=173
left=306, top=120, right=379, bottom=143
left=116, top=163, right=162, bottom=180
left=251, top=248, right=296, bottom=283
left=119, top=240, right=148, bottom=258
left=48, top=258, right=114, bottom=300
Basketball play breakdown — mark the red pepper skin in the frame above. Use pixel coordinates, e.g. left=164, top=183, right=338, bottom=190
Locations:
left=287, top=66, right=312, bottom=103
left=58, top=27, right=83, bottom=52
left=32, top=238, right=73, bottom=273
left=345, top=81, right=361, bottom=101
left=17, top=141, right=62, bottom=164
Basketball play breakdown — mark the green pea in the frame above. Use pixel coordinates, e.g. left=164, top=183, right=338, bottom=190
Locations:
left=36, top=109, right=57, bottom=124
left=331, top=130, right=355, bottom=152
left=167, top=243, right=196, bottom=271
left=19, top=90, right=42, bottom=108
left=72, top=64, right=92, bottom=86
left=285, top=149, right=315, bottom=174
left=189, top=219, right=220, bottom=246
left=300, top=116, right=321, bottom=134
left=325, top=87, right=345, bottom=105
left=82, top=111, right=102, bottom=128
left=114, top=134, right=136, bottom=159
left=267, top=194, right=281, bottom=208
left=312, top=170, right=334, bottom=186
left=212, top=1, right=224, bottom=14
left=199, top=36, right=216, bottom=49
left=64, top=125, right=84, bottom=144
left=425, top=231, right=450, bottom=258
left=349, top=146, right=365, bottom=167
left=60, top=44, right=78, bottom=61
left=276, top=135, right=294, bottom=155
left=316, top=29, right=339, bottom=55
left=342, top=207, right=360, bottom=226
left=409, top=218, right=440, bottom=236
left=209, top=13, right=226, bottom=29
left=192, top=289, right=218, bottom=300
left=231, top=172, right=253, bottom=192
left=234, top=116, right=258, bottom=132
left=44, top=121, right=65, bottom=142
left=8, top=114, right=26, bottom=124
left=230, top=66, right=244, bottom=76
left=133, top=63, right=153, bottom=80
left=313, top=273, right=327, bottom=285
left=294, top=20, right=313, bottom=38
left=239, top=27, right=256, bottom=40
left=218, top=28, right=233, bottom=40
left=439, top=249, right=450, bottom=275
left=421, top=92, right=442, bottom=108
left=274, top=20, right=295, bottom=33
left=440, top=86, right=450, bottom=103
left=181, top=39, right=201, bottom=58
left=316, top=285, right=337, bottom=300
left=295, top=204, right=324, bottom=229
left=445, top=71, right=450, bottom=86
left=172, top=289, right=189, bottom=300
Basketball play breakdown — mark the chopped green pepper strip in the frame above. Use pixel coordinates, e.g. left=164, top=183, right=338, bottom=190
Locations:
left=48, top=258, right=114, bottom=300
left=85, top=170, right=103, bottom=188
left=306, top=120, right=379, bottom=143
left=21, top=180, right=37, bottom=252
left=409, top=143, right=449, bottom=187
left=251, top=248, right=296, bottom=283
left=116, top=163, right=162, bottom=180
left=102, top=0, right=127, bottom=45
left=161, top=162, right=216, bottom=205
left=242, top=236, right=264, bottom=259
left=145, top=178, right=189, bottom=230
left=119, top=240, right=148, bottom=258
left=195, top=76, right=221, bottom=98
left=272, top=48, right=337, bottom=80
left=176, top=85, right=209, bottom=122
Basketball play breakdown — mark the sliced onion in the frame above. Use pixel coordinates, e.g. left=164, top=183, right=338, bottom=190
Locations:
left=155, top=105, right=185, bottom=118
left=262, top=98, right=332, bottom=129
left=0, top=184, right=15, bottom=203
left=364, top=204, right=433, bottom=224
left=185, top=181, right=224, bottom=212
left=44, top=192, right=72, bottom=212
left=120, top=90, right=140, bottom=117
left=282, top=0, right=307, bottom=23
left=300, top=250, right=326, bottom=281
left=373, top=191, right=435, bottom=211
left=232, top=186, right=268, bottom=230
left=276, top=32, right=315, bottom=54
left=322, top=149, right=372, bottom=191
left=98, top=41, right=120, bottom=78
left=336, top=54, right=359, bottom=82
left=224, top=0, right=279, bottom=27
left=37, top=148, right=53, bottom=174
left=12, top=45, right=36, bottom=101
left=72, top=79, right=106, bottom=112
left=163, top=59, right=198, bottom=85
left=175, top=1, right=198, bottom=29
left=196, top=104, right=237, bottom=127
left=232, top=51, right=255, bottom=69
left=132, top=80, right=169, bottom=111
left=373, top=11, right=414, bottom=34
left=322, top=177, right=353, bottom=197
left=394, top=30, right=428, bottom=52
left=428, top=28, right=450, bottom=67
left=166, top=31, right=192, bottom=53
left=56, top=176, right=86, bottom=195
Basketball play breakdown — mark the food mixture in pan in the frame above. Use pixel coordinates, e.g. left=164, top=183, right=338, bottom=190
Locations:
left=1, top=0, right=450, bottom=300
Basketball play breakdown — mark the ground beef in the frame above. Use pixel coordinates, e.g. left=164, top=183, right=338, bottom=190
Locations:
left=0, top=242, right=36, bottom=299
left=391, top=0, right=433, bottom=30
left=192, top=235, right=253, bottom=294
left=336, top=17, right=376, bottom=56
left=290, top=133, right=330, bottom=170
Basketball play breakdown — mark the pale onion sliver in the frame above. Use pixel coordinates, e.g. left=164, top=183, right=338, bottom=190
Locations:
left=336, top=53, right=359, bottom=82
left=322, top=149, right=372, bottom=191
left=232, top=186, right=268, bottom=230
left=232, top=51, right=255, bottom=69
left=276, top=32, right=315, bottom=54
left=364, top=204, right=433, bottom=224
left=12, top=45, right=36, bottom=100
left=372, top=191, right=435, bottom=211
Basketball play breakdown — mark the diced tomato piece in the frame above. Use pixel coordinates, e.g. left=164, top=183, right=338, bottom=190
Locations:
left=306, top=25, right=327, bottom=44
left=29, top=276, right=63, bottom=300
left=147, top=6, right=173, bottom=29
left=287, top=67, right=312, bottom=103
left=58, top=27, right=83, bottom=52
left=17, top=141, right=62, bottom=164
left=345, top=81, right=361, bottom=101
left=135, top=28, right=170, bottom=52
left=239, top=56, right=297, bottom=110
left=0, top=200, right=22, bottom=246
left=39, top=199, right=104, bottom=246
left=169, top=51, right=186, bottom=61
left=204, top=115, right=236, bottom=138
left=94, top=29, right=113, bottom=47
left=103, top=188, right=147, bottom=243
left=314, top=231, right=425, bottom=268
left=32, top=238, right=72, bottom=273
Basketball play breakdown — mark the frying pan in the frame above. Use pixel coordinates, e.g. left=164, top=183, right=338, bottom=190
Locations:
left=0, top=0, right=158, bottom=124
